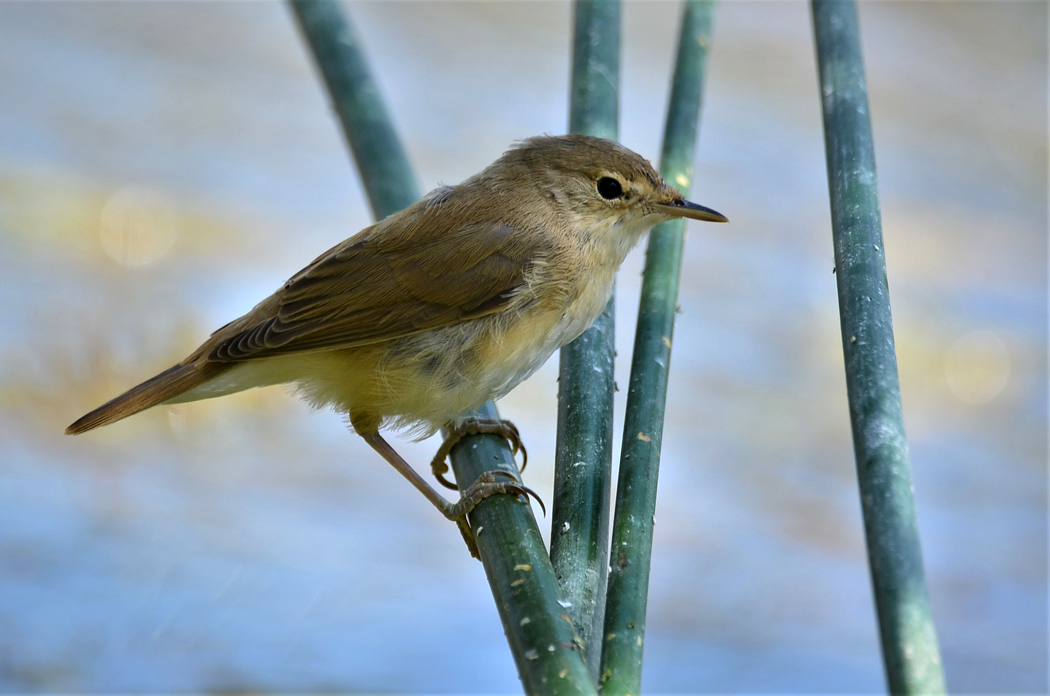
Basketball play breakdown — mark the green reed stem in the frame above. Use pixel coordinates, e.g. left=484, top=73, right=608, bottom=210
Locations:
left=599, top=2, right=715, bottom=692
left=551, top=0, right=622, bottom=681
left=289, top=0, right=418, bottom=217
left=289, top=1, right=595, bottom=692
left=452, top=404, right=597, bottom=693
left=811, top=1, right=946, bottom=693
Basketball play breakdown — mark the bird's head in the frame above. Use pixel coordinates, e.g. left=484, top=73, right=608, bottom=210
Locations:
left=500, top=134, right=727, bottom=247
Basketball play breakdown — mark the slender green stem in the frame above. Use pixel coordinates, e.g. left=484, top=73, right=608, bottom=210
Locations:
left=599, top=2, right=715, bottom=692
left=567, top=0, right=621, bottom=141
left=811, top=1, right=946, bottom=694
left=551, top=0, right=621, bottom=681
left=452, top=404, right=596, bottom=693
left=289, top=2, right=595, bottom=692
left=288, top=0, right=418, bottom=217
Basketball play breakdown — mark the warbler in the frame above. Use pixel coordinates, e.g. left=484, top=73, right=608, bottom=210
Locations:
left=67, top=134, right=726, bottom=556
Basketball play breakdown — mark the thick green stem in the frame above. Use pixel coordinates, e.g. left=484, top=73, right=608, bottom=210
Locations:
left=289, top=2, right=595, bottom=692
left=288, top=0, right=418, bottom=217
left=551, top=0, right=621, bottom=681
left=599, top=2, right=715, bottom=693
left=811, top=1, right=946, bottom=693
left=452, top=403, right=596, bottom=694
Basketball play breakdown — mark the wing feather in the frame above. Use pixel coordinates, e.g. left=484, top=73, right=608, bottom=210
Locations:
left=208, top=219, right=545, bottom=362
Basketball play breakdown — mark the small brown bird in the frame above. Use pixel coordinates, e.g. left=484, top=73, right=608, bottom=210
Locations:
left=67, top=134, right=726, bottom=555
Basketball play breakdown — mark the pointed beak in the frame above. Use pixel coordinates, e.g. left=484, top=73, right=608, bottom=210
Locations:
left=653, top=198, right=728, bottom=223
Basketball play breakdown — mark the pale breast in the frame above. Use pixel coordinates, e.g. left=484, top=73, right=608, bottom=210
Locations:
left=474, top=265, right=616, bottom=401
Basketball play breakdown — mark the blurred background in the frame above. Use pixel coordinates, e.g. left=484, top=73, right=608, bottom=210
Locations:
left=0, top=1, right=1045, bottom=692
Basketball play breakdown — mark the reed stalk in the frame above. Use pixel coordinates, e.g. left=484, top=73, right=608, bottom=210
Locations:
left=599, top=2, right=716, bottom=691
left=811, top=1, right=946, bottom=692
left=551, top=0, right=621, bottom=680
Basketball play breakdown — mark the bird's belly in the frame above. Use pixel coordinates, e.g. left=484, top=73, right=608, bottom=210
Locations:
left=472, top=274, right=614, bottom=403
left=270, top=275, right=615, bottom=437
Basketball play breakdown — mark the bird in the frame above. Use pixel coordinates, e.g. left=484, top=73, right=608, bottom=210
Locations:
left=66, top=134, right=727, bottom=556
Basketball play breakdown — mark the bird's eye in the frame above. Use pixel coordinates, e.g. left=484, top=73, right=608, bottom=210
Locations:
left=597, top=177, right=624, bottom=200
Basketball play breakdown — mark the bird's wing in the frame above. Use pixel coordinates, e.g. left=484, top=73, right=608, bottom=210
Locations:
left=206, top=219, right=546, bottom=361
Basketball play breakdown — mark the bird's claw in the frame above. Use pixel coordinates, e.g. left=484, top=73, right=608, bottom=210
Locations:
left=448, top=470, right=545, bottom=519
left=430, top=418, right=528, bottom=490
left=444, top=470, right=547, bottom=558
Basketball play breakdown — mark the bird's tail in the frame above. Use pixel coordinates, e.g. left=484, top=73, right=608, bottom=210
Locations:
left=65, top=362, right=223, bottom=435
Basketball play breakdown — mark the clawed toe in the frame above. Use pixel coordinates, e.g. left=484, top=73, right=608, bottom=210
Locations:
left=446, top=470, right=546, bottom=521
left=430, top=417, right=528, bottom=490
left=431, top=457, right=459, bottom=491
left=513, top=481, right=545, bottom=517
left=478, top=470, right=546, bottom=517
left=496, top=422, right=528, bottom=471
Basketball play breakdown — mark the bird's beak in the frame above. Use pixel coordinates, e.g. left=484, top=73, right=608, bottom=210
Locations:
left=653, top=197, right=728, bottom=223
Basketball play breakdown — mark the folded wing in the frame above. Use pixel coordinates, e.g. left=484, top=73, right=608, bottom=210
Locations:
left=208, top=220, right=545, bottom=361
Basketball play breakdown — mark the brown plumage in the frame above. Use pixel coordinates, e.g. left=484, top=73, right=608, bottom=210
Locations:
left=66, top=134, right=726, bottom=555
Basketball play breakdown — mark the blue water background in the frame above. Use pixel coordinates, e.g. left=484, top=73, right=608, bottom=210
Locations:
left=0, top=2, right=1045, bottom=692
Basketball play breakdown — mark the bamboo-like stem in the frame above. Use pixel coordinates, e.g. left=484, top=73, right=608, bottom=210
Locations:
left=551, top=0, right=622, bottom=681
left=288, top=0, right=417, bottom=217
left=452, top=404, right=597, bottom=693
left=289, top=2, right=595, bottom=692
left=811, top=2, right=946, bottom=693
left=599, top=2, right=715, bottom=692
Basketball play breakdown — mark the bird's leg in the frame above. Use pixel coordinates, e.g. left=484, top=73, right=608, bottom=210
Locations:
left=362, top=432, right=539, bottom=559
left=429, top=418, right=528, bottom=490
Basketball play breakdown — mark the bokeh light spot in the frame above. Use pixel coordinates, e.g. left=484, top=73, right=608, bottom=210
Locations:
left=945, top=330, right=1011, bottom=404
left=99, top=186, right=179, bottom=266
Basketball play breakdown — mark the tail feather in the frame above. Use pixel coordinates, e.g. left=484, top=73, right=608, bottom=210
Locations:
left=65, top=362, right=224, bottom=435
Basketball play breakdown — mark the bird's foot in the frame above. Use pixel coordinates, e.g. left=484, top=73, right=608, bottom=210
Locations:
left=430, top=417, right=527, bottom=490
left=442, top=470, right=545, bottom=558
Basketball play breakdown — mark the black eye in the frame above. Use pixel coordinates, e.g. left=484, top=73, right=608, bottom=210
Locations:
left=596, top=177, right=623, bottom=200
